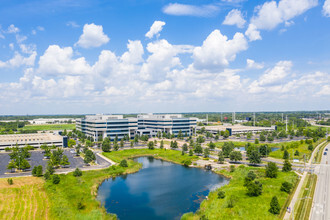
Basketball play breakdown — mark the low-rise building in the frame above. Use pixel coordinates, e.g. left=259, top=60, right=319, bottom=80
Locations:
left=137, top=114, right=197, bottom=137
left=0, top=133, right=66, bottom=150
left=197, top=125, right=277, bottom=136
left=76, top=114, right=137, bottom=141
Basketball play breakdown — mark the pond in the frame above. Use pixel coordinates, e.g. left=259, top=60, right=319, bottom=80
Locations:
left=235, top=147, right=280, bottom=152
left=97, top=157, right=229, bottom=220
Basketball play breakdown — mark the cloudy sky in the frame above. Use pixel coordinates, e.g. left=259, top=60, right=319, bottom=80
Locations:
left=0, top=0, right=330, bottom=115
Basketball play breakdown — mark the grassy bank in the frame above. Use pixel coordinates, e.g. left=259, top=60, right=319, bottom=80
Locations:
left=103, top=148, right=199, bottom=164
left=22, top=124, right=75, bottom=131
left=182, top=166, right=298, bottom=220
left=45, top=162, right=141, bottom=220
left=314, top=141, right=328, bottom=163
left=0, top=177, right=49, bottom=219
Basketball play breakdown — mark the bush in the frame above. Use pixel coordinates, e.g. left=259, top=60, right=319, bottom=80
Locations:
left=226, top=195, right=238, bottom=208
left=265, top=162, right=278, bottom=178
left=246, top=181, right=263, bottom=197
left=269, top=196, right=280, bottom=214
left=44, top=171, right=51, bottom=180
left=283, top=149, right=289, bottom=159
left=7, top=178, right=13, bottom=185
left=32, top=166, right=37, bottom=176
left=73, top=168, right=83, bottom=177
left=244, top=171, right=257, bottom=186
left=182, top=159, right=192, bottom=167
left=230, top=165, right=235, bottom=173
left=77, top=201, right=85, bottom=210
left=120, top=159, right=128, bottom=167
left=218, top=190, right=225, bottom=199
left=294, top=150, right=299, bottom=156
left=52, top=175, right=60, bottom=184
left=280, top=181, right=293, bottom=193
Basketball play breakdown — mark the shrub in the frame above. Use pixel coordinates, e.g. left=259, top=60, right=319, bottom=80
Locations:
left=244, top=171, right=257, bottom=186
left=226, top=195, right=238, bottom=208
left=52, top=175, right=60, bottom=184
left=246, top=181, right=263, bottom=197
left=77, top=201, right=85, bottom=210
left=280, top=181, right=293, bottom=193
left=44, top=171, right=51, bottom=180
left=120, top=159, right=128, bottom=167
left=7, top=178, right=13, bottom=185
left=182, top=159, right=192, bottom=167
left=218, top=190, right=225, bottom=199
left=269, top=196, right=280, bottom=214
left=230, top=165, right=235, bottom=173
left=73, top=168, right=83, bottom=177
left=32, top=166, right=37, bottom=176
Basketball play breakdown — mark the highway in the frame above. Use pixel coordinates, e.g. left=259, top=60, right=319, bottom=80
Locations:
left=310, top=143, right=330, bottom=220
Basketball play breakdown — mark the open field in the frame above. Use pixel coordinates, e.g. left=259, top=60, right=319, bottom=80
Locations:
left=182, top=166, right=298, bottom=220
left=0, top=177, right=49, bottom=219
left=21, top=124, right=75, bottom=131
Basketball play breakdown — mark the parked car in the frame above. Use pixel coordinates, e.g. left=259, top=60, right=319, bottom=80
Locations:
left=324, top=152, right=327, bottom=155
left=325, top=148, right=328, bottom=151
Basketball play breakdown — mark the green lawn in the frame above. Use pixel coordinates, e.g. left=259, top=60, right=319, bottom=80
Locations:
left=182, top=166, right=298, bottom=220
left=45, top=162, right=141, bottom=220
left=103, top=148, right=198, bottom=164
left=22, top=124, right=75, bottom=131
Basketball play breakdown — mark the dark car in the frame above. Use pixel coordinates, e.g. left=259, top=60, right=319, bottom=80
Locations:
left=324, top=152, right=327, bottom=155
left=326, top=148, right=328, bottom=151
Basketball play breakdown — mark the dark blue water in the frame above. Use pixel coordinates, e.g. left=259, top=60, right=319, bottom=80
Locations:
left=97, top=157, right=228, bottom=220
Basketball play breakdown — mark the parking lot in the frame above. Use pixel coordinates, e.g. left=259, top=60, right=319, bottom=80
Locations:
left=0, top=149, right=86, bottom=178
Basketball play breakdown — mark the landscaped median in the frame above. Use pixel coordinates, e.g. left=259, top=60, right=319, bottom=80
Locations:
left=182, top=165, right=298, bottom=220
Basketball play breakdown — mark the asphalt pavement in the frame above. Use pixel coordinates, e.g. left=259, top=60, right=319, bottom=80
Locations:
left=310, top=143, right=330, bottom=220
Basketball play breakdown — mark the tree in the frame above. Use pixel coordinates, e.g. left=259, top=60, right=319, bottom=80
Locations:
left=229, top=151, right=242, bottom=162
left=32, top=166, right=38, bottom=176
left=260, top=133, right=266, bottom=142
left=194, top=144, right=203, bottom=155
left=68, top=139, right=76, bottom=148
left=197, top=136, right=205, bottom=143
left=20, top=159, right=31, bottom=171
left=265, top=162, right=278, bottom=178
left=52, top=175, right=60, bottom=184
left=36, top=165, right=43, bottom=177
left=73, top=168, right=82, bottom=177
left=102, top=140, right=111, bottom=152
left=244, top=171, right=257, bottom=186
left=7, top=178, right=13, bottom=185
left=247, top=132, right=252, bottom=139
left=294, top=150, right=299, bottom=156
left=308, top=144, right=313, bottom=151
left=160, top=140, right=164, bottom=149
left=148, top=141, right=155, bottom=150
left=209, top=141, right=216, bottom=150
left=222, top=142, right=234, bottom=157
left=203, top=148, right=210, bottom=158
left=259, top=145, right=269, bottom=157
left=283, top=149, right=289, bottom=160
left=230, top=165, right=235, bottom=172
left=130, top=141, right=134, bottom=147
left=249, top=150, right=261, bottom=164
left=120, top=159, right=128, bottom=167
left=218, top=191, right=225, bottom=199
left=189, top=149, right=194, bottom=156
left=267, top=135, right=274, bottom=142
left=226, top=195, right=238, bottom=208
left=46, top=162, right=55, bottom=175
left=254, top=138, right=259, bottom=144
left=246, top=181, right=263, bottom=197
left=280, top=181, right=293, bottom=193
left=134, top=135, right=139, bottom=145
left=61, top=155, right=70, bottom=167
left=282, top=160, right=292, bottom=172
left=182, top=143, right=188, bottom=151
left=7, top=160, right=16, bottom=172
left=84, top=150, right=96, bottom=163
left=120, top=139, right=124, bottom=148
left=218, top=151, right=225, bottom=164
left=113, top=142, right=119, bottom=151
left=223, top=130, right=230, bottom=139
left=269, top=196, right=280, bottom=214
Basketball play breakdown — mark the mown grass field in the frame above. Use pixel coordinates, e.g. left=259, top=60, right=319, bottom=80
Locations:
left=182, top=166, right=298, bottom=220
left=0, top=177, right=49, bottom=220
left=103, top=148, right=199, bottom=164
left=22, top=124, right=75, bottom=131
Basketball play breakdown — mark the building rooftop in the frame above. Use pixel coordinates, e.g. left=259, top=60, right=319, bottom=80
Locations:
left=137, top=113, right=184, bottom=119
left=0, top=133, right=63, bottom=144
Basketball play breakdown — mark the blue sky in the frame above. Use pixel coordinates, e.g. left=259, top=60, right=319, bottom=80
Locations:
left=0, top=0, right=329, bottom=115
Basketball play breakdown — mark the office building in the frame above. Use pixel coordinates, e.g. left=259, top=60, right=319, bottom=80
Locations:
left=76, top=114, right=137, bottom=141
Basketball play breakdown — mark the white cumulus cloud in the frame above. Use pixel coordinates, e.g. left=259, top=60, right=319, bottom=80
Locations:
left=246, top=59, right=264, bottom=69
left=162, top=3, right=219, bottom=17
left=145, top=21, right=166, bottom=39
left=223, top=9, right=246, bottom=28
left=75, top=23, right=110, bottom=48
left=323, top=0, right=330, bottom=17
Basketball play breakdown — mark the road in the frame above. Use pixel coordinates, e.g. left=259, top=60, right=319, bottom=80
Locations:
left=310, top=143, right=330, bottom=220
